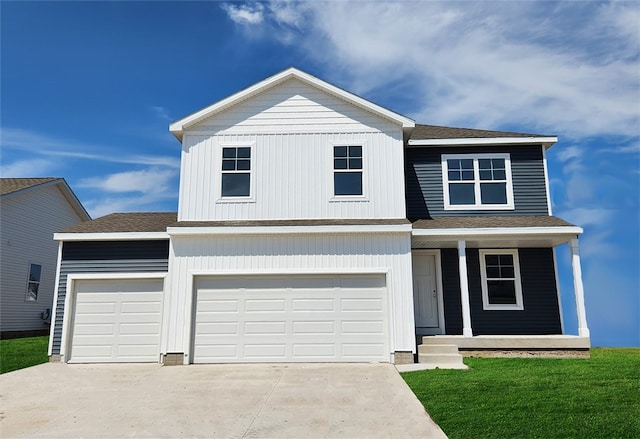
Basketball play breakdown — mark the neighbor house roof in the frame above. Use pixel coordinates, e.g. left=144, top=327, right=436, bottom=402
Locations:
left=169, top=67, right=415, bottom=141
left=408, top=124, right=558, bottom=149
left=58, top=212, right=177, bottom=234
left=1, top=177, right=91, bottom=220
left=1, top=178, right=59, bottom=196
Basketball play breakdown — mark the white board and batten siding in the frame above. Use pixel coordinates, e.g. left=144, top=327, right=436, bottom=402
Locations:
left=0, top=184, right=86, bottom=332
left=178, top=79, right=407, bottom=221
left=164, top=232, right=415, bottom=363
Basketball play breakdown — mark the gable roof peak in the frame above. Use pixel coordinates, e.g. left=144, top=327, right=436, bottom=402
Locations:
left=169, top=68, right=414, bottom=141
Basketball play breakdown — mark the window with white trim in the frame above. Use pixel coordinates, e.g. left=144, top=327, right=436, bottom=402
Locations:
left=25, top=263, right=42, bottom=302
left=442, top=153, right=514, bottom=210
left=221, top=146, right=251, bottom=198
left=479, top=250, right=523, bottom=310
left=333, top=145, right=363, bottom=196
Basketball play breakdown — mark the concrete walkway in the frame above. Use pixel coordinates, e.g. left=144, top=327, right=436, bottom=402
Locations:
left=0, top=363, right=446, bottom=438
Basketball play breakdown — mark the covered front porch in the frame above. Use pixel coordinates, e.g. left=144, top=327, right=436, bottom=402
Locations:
left=410, top=216, right=590, bottom=359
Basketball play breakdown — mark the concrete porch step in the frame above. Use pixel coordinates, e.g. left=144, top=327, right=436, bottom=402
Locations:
left=417, top=344, right=467, bottom=369
left=418, top=343, right=459, bottom=355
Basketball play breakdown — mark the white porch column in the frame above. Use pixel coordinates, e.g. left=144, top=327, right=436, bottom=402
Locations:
left=570, top=239, right=590, bottom=337
left=458, top=240, right=473, bottom=337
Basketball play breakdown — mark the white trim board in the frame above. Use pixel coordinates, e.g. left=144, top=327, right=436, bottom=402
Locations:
left=54, top=232, right=170, bottom=241
left=408, top=136, right=558, bottom=148
left=412, top=226, right=583, bottom=237
left=168, top=224, right=412, bottom=236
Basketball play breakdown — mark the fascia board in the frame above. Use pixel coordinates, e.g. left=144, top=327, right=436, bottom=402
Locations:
left=169, top=68, right=415, bottom=139
left=54, top=232, right=170, bottom=241
left=411, top=226, right=583, bottom=237
left=168, top=224, right=413, bottom=236
left=408, top=136, right=558, bottom=148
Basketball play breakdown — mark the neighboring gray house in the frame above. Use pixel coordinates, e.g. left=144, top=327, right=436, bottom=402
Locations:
left=49, top=68, right=590, bottom=366
left=0, top=178, right=90, bottom=337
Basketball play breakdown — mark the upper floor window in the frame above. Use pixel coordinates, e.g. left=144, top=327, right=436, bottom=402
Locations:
left=442, top=153, right=514, bottom=210
left=25, top=263, right=42, bottom=302
left=221, top=146, right=251, bottom=198
left=334, top=145, right=362, bottom=196
left=479, top=250, right=523, bottom=310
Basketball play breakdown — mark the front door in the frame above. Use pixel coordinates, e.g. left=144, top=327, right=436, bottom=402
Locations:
left=412, top=253, right=440, bottom=331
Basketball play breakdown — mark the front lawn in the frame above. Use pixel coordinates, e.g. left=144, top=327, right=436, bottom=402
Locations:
left=402, top=348, right=639, bottom=439
left=0, top=336, right=49, bottom=374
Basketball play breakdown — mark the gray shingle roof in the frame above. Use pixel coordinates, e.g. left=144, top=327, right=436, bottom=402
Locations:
left=0, top=178, right=60, bottom=196
left=59, top=212, right=177, bottom=233
left=412, top=216, right=577, bottom=229
left=410, top=124, right=552, bottom=140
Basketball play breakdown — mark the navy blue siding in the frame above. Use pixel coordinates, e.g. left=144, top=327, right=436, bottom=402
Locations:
left=439, top=247, right=562, bottom=335
left=62, top=240, right=169, bottom=260
left=51, top=240, right=169, bottom=355
left=441, top=248, right=463, bottom=335
left=405, top=145, right=549, bottom=219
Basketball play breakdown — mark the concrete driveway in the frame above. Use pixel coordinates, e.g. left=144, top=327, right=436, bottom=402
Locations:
left=0, top=362, right=446, bottom=438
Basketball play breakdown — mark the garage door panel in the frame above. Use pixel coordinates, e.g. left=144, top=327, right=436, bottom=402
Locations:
left=244, top=321, right=286, bottom=334
left=291, top=298, right=335, bottom=312
left=292, top=321, right=336, bottom=334
left=69, top=278, right=163, bottom=363
left=193, top=274, right=388, bottom=363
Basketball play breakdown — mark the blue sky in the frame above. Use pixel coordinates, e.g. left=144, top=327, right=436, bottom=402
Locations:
left=1, top=1, right=638, bottom=347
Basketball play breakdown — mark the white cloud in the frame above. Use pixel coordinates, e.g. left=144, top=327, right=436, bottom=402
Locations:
left=150, top=105, right=171, bottom=121
left=0, top=158, right=59, bottom=177
left=78, top=168, right=178, bottom=218
left=241, top=1, right=639, bottom=140
left=78, top=168, right=177, bottom=194
left=0, top=128, right=180, bottom=168
left=221, top=2, right=265, bottom=25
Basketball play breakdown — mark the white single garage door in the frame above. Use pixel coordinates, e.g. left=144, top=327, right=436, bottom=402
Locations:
left=69, top=278, right=164, bottom=363
left=193, top=274, right=388, bottom=363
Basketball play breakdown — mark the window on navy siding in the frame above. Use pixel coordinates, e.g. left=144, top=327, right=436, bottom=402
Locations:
left=334, top=146, right=362, bottom=196
left=221, top=147, right=251, bottom=197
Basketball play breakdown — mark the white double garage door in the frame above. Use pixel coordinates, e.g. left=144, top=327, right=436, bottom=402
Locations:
left=69, top=274, right=389, bottom=363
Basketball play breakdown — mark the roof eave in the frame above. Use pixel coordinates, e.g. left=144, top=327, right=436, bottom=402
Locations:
left=408, top=136, right=558, bottom=149
left=169, top=67, right=415, bottom=142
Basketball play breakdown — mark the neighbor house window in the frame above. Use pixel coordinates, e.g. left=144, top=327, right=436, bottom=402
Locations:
left=333, top=145, right=362, bottom=196
left=479, top=250, right=523, bottom=310
left=25, top=263, right=42, bottom=302
left=442, top=153, right=514, bottom=210
left=221, top=146, right=251, bottom=197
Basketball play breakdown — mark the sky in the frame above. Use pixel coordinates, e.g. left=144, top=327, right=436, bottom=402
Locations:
left=1, top=1, right=638, bottom=347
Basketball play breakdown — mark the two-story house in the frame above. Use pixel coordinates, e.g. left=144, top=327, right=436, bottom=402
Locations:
left=48, top=68, right=589, bottom=365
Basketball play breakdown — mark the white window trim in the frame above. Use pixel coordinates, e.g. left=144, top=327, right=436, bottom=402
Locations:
left=217, top=142, right=256, bottom=203
left=25, top=262, right=42, bottom=302
left=329, top=141, right=369, bottom=202
left=479, top=249, right=524, bottom=311
left=442, top=153, right=514, bottom=210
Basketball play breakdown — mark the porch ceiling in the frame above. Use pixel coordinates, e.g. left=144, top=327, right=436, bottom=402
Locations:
left=412, top=234, right=576, bottom=248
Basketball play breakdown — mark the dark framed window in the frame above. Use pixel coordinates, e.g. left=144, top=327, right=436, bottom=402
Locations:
left=479, top=250, right=523, bottom=310
left=221, top=147, right=251, bottom=197
left=443, top=154, right=513, bottom=209
left=25, top=263, right=42, bottom=302
left=333, top=145, right=362, bottom=196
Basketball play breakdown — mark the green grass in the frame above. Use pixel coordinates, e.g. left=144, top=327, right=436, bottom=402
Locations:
left=0, top=336, right=50, bottom=374
left=402, top=348, right=640, bottom=439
